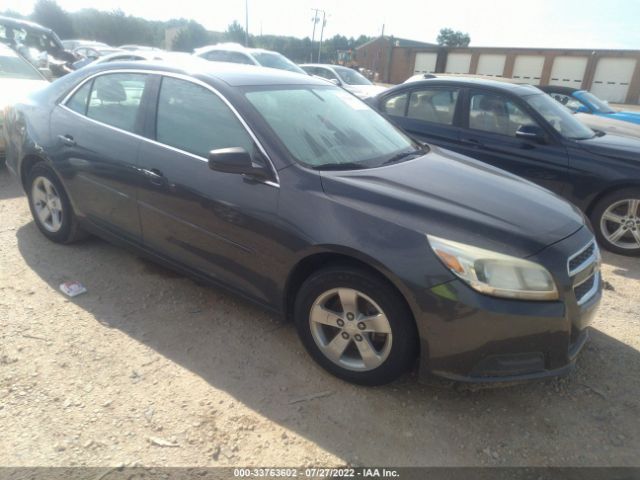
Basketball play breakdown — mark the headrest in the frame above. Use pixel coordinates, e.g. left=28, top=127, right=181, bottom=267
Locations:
left=96, top=80, right=127, bottom=102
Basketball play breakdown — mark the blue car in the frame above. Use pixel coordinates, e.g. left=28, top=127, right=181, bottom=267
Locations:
left=540, top=85, right=640, bottom=125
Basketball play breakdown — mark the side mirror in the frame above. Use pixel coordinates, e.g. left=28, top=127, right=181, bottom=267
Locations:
left=515, top=125, right=547, bottom=144
left=208, top=147, right=270, bottom=180
left=329, top=78, right=341, bottom=86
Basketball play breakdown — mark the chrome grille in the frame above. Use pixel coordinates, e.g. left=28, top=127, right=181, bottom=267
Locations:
left=568, top=241, right=600, bottom=305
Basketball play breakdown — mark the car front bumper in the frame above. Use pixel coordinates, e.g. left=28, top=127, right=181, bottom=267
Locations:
left=414, top=226, right=601, bottom=383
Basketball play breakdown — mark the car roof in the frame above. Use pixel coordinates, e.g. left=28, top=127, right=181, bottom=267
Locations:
left=83, top=58, right=327, bottom=87
left=538, top=85, right=582, bottom=95
left=388, top=76, right=542, bottom=96
left=300, top=64, right=340, bottom=69
left=0, top=15, right=52, bottom=34
left=194, top=43, right=286, bottom=56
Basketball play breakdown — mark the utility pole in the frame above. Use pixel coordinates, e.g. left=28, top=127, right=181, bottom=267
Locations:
left=310, top=8, right=320, bottom=62
left=317, top=11, right=326, bottom=63
left=245, top=0, right=249, bottom=47
left=381, top=24, right=385, bottom=37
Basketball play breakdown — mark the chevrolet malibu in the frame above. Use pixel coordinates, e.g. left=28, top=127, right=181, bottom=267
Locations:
left=3, top=61, right=602, bottom=385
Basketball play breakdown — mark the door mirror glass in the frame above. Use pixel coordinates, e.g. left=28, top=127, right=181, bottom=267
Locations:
left=515, top=124, right=547, bottom=143
left=208, top=147, right=269, bottom=179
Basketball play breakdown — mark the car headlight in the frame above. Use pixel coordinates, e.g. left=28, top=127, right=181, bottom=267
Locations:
left=427, top=235, right=559, bottom=301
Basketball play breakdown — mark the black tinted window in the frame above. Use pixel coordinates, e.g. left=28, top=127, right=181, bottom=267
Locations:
left=66, top=80, right=92, bottom=115
left=86, top=73, right=146, bottom=133
left=156, top=77, right=253, bottom=158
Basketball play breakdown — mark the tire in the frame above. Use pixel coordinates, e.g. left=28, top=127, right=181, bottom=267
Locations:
left=294, top=266, right=418, bottom=386
left=26, top=162, right=87, bottom=244
left=590, top=188, right=640, bottom=256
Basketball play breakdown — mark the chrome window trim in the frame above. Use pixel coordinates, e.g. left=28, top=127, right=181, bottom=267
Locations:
left=567, top=240, right=599, bottom=277
left=58, top=68, right=280, bottom=188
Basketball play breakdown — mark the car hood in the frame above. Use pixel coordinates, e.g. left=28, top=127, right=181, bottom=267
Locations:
left=344, top=84, right=388, bottom=99
left=0, top=78, right=49, bottom=109
left=575, top=131, right=640, bottom=162
left=319, top=146, right=585, bottom=258
left=607, top=111, right=640, bottom=125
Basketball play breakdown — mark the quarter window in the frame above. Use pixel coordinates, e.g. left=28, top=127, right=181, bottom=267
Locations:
left=469, top=92, right=538, bottom=136
left=407, top=88, right=458, bottom=125
left=66, top=80, right=92, bottom=115
left=155, top=77, right=254, bottom=158
left=86, top=73, right=147, bottom=133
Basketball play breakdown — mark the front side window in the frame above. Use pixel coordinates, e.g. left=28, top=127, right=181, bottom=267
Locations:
left=382, top=92, right=408, bottom=117
left=86, top=73, right=147, bottom=133
left=469, top=92, right=538, bottom=136
left=549, top=93, right=584, bottom=113
left=204, top=50, right=228, bottom=62
left=408, top=88, right=459, bottom=125
left=251, top=52, right=306, bottom=74
left=333, top=66, right=372, bottom=86
left=245, top=86, right=419, bottom=169
left=226, top=51, right=254, bottom=65
left=314, top=68, right=338, bottom=81
left=525, top=93, right=595, bottom=139
left=156, top=77, right=254, bottom=158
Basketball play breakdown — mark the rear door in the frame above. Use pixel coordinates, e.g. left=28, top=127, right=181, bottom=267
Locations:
left=50, top=72, right=152, bottom=241
left=454, top=89, right=570, bottom=195
left=379, top=86, right=463, bottom=151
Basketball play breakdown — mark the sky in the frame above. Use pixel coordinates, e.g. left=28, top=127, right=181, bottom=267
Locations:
left=4, top=0, right=640, bottom=49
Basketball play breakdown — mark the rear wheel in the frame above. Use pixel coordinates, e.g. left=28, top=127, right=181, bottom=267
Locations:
left=591, top=189, right=640, bottom=255
left=26, top=162, right=87, bottom=244
left=294, top=266, right=418, bottom=385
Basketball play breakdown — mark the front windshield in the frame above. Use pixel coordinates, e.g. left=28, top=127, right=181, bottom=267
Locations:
left=251, top=51, right=306, bottom=74
left=333, top=66, right=372, bottom=86
left=245, top=86, right=420, bottom=169
left=525, top=93, right=595, bottom=140
left=578, top=91, right=616, bottom=114
left=0, top=54, right=44, bottom=80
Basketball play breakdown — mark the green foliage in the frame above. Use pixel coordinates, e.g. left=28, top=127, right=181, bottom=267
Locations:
left=172, top=20, right=210, bottom=52
left=32, top=0, right=74, bottom=39
left=225, top=20, right=246, bottom=45
left=436, top=28, right=471, bottom=47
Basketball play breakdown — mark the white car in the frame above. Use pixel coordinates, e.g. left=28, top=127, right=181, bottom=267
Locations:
left=194, top=43, right=306, bottom=75
left=0, top=44, right=48, bottom=160
left=300, top=63, right=387, bottom=99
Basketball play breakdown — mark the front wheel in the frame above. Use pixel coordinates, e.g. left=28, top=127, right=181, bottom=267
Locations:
left=591, top=189, right=640, bottom=256
left=294, top=266, right=418, bottom=386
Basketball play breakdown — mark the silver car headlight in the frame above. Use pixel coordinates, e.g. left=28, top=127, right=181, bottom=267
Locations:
left=427, top=235, right=559, bottom=301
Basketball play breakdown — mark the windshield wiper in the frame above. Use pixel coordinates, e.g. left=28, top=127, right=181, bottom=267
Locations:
left=380, top=148, right=425, bottom=166
left=312, top=162, right=368, bottom=171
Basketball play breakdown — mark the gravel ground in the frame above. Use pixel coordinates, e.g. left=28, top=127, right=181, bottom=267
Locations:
left=1, top=167, right=639, bottom=467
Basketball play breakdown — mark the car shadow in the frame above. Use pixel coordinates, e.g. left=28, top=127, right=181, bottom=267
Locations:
left=602, top=251, right=640, bottom=281
left=0, top=166, right=24, bottom=200
left=14, top=222, right=640, bottom=466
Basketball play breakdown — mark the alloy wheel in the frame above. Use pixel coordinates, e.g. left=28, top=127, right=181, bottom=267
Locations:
left=309, top=288, right=393, bottom=371
left=31, top=176, right=64, bottom=233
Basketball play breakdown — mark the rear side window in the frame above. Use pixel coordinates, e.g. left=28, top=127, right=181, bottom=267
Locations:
left=204, top=50, right=228, bottom=62
left=382, top=92, right=408, bottom=117
left=407, top=88, right=459, bottom=125
left=155, top=77, right=253, bottom=158
left=226, top=52, right=254, bottom=65
left=66, top=80, right=92, bottom=115
left=85, top=73, right=147, bottom=133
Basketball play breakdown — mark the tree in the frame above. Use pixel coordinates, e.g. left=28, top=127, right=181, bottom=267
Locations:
left=436, top=28, right=470, bottom=47
left=225, top=20, right=246, bottom=45
left=32, top=0, right=74, bottom=39
left=172, top=21, right=210, bottom=52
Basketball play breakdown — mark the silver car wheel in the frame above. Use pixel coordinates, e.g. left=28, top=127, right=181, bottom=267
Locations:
left=31, top=176, right=63, bottom=233
left=309, top=288, right=393, bottom=371
left=600, top=199, right=640, bottom=250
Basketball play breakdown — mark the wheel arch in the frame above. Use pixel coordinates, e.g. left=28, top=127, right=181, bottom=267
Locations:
left=586, top=181, right=640, bottom=217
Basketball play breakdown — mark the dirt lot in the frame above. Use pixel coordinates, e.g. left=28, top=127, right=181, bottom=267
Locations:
left=1, top=167, right=639, bottom=468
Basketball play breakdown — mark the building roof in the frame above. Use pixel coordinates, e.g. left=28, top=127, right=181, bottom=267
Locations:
left=356, top=36, right=437, bottom=50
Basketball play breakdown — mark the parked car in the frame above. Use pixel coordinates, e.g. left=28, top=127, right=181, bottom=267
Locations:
left=300, top=63, right=387, bottom=99
left=0, top=15, right=75, bottom=77
left=371, top=77, right=640, bottom=255
left=71, top=47, right=125, bottom=69
left=574, top=112, right=640, bottom=139
left=540, top=86, right=640, bottom=126
left=194, top=43, right=306, bottom=75
left=72, top=50, right=192, bottom=68
left=62, top=39, right=109, bottom=51
left=118, top=45, right=162, bottom=52
left=0, top=44, right=48, bottom=163
left=4, top=61, right=601, bottom=385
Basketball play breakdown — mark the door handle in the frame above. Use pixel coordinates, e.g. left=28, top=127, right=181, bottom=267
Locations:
left=141, top=168, right=166, bottom=187
left=58, top=134, right=76, bottom=147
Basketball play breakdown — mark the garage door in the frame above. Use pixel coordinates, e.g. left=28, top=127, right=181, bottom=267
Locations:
left=445, top=53, right=472, bottom=74
left=476, top=54, right=506, bottom=77
left=511, top=55, right=544, bottom=84
left=548, top=56, right=588, bottom=88
left=413, top=52, right=438, bottom=74
left=590, top=57, right=637, bottom=103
